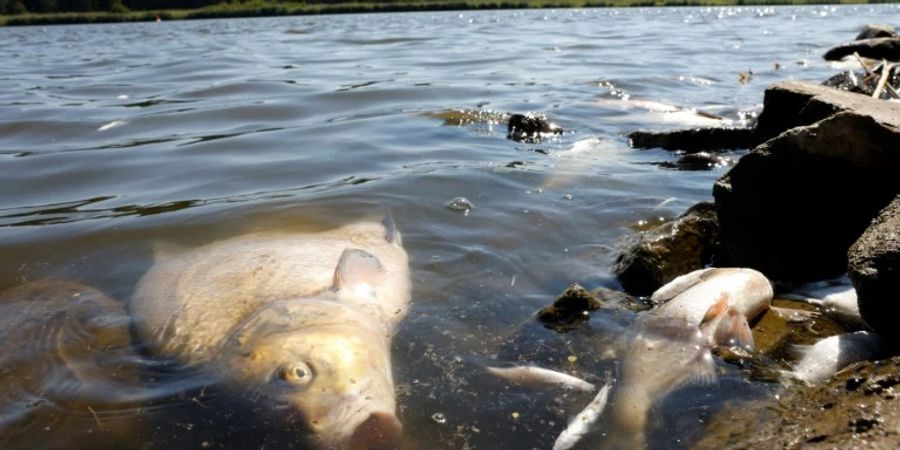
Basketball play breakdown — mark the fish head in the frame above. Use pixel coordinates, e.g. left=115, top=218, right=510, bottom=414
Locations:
left=222, top=300, right=401, bottom=450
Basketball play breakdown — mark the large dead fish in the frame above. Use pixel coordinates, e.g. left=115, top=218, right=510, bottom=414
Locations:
left=131, top=220, right=411, bottom=450
left=781, top=279, right=867, bottom=329
left=650, top=268, right=774, bottom=350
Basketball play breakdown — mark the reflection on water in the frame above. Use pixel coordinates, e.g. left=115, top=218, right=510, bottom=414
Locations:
left=0, top=4, right=896, bottom=449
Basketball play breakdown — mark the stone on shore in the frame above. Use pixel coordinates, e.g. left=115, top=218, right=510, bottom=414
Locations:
left=535, top=283, right=603, bottom=332
left=613, top=202, right=719, bottom=296
left=697, top=355, right=900, bottom=449
left=714, top=83, right=900, bottom=282
left=823, top=37, right=900, bottom=62
left=856, top=23, right=897, bottom=40
left=849, top=196, right=900, bottom=341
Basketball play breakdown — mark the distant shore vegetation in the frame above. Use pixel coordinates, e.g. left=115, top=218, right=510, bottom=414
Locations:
left=0, top=0, right=891, bottom=26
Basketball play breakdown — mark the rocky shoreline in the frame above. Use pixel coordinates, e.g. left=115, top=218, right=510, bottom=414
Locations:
left=605, top=23, right=900, bottom=448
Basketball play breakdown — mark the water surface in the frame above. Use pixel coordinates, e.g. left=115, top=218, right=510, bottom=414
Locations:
left=0, top=5, right=893, bottom=449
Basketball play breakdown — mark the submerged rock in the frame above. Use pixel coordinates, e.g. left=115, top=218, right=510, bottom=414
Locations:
left=824, top=37, right=900, bottom=62
left=507, top=113, right=563, bottom=143
left=628, top=127, right=757, bottom=153
left=697, top=355, right=900, bottom=449
left=613, top=202, right=719, bottom=296
left=856, top=23, right=898, bottom=40
left=653, top=151, right=734, bottom=171
left=849, top=196, right=900, bottom=342
left=714, top=83, right=900, bottom=282
left=535, top=283, right=603, bottom=332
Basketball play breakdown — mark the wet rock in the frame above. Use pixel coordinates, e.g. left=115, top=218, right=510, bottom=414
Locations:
left=628, top=127, right=757, bottom=153
left=613, top=202, right=719, bottom=296
left=506, top=113, right=563, bottom=143
left=856, top=24, right=898, bottom=40
left=696, top=355, right=900, bottom=449
left=849, top=195, right=900, bottom=342
left=823, top=37, right=900, bottom=62
left=535, top=283, right=603, bottom=331
left=714, top=84, right=900, bottom=282
left=653, top=152, right=734, bottom=171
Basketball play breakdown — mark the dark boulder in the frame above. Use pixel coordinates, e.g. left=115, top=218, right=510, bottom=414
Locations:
left=613, top=202, right=719, bottom=296
left=507, top=113, right=563, bottom=143
left=849, top=196, right=900, bottom=342
left=823, top=37, right=900, bottom=62
left=855, top=23, right=897, bottom=41
left=714, top=85, right=900, bottom=282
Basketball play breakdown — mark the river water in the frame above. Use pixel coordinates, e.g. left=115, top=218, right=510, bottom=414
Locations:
left=0, top=5, right=895, bottom=449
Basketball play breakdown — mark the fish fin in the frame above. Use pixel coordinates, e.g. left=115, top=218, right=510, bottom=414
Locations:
left=382, top=214, right=402, bottom=246
left=675, top=352, right=718, bottom=389
left=333, top=249, right=386, bottom=290
left=151, top=242, right=186, bottom=262
left=701, top=299, right=754, bottom=351
left=651, top=268, right=718, bottom=304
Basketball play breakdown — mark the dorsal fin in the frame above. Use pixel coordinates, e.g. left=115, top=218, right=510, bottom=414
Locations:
left=382, top=214, right=402, bottom=246
left=333, top=249, right=386, bottom=290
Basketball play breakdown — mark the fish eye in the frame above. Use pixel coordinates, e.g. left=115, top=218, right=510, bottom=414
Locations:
left=278, top=362, right=315, bottom=386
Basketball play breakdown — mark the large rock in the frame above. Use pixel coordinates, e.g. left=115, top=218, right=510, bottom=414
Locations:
left=714, top=84, right=900, bottom=282
left=849, top=196, right=900, bottom=341
left=824, top=37, right=900, bottom=61
left=856, top=23, right=897, bottom=40
left=613, top=202, right=719, bottom=296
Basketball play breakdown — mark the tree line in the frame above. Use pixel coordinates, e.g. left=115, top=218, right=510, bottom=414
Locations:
left=0, top=0, right=288, bottom=14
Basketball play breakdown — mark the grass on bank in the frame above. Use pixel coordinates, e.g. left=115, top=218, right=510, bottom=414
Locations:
left=0, top=0, right=888, bottom=26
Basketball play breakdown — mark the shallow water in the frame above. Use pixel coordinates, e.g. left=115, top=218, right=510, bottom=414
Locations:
left=0, top=5, right=893, bottom=449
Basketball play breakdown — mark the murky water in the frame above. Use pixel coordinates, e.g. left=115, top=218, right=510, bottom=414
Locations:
left=0, top=5, right=894, bottom=449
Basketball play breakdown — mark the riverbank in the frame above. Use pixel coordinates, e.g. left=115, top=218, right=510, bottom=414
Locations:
left=0, top=0, right=883, bottom=26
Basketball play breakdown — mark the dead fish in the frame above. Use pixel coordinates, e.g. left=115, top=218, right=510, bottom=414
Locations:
left=610, top=315, right=717, bottom=449
left=595, top=98, right=732, bottom=128
left=651, top=268, right=774, bottom=350
left=787, top=331, right=881, bottom=385
left=552, top=381, right=611, bottom=450
left=780, top=280, right=866, bottom=329
left=485, top=365, right=595, bottom=392
left=131, top=220, right=410, bottom=450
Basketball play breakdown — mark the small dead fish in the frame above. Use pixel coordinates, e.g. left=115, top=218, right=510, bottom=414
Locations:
left=552, top=382, right=611, bottom=450
left=787, top=331, right=881, bottom=385
left=485, top=365, right=595, bottom=392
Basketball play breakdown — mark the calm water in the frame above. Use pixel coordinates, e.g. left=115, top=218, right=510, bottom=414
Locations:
left=0, top=5, right=894, bottom=449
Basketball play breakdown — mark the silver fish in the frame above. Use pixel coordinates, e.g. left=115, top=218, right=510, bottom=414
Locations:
left=788, top=331, right=881, bottom=385
left=552, top=381, right=612, bottom=450
left=485, top=365, right=595, bottom=392
left=131, top=220, right=410, bottom=450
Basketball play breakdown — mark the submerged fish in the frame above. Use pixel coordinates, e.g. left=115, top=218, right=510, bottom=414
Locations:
left=0, top=280, right=138, bottom=448
left=611, top=315, right=717, bottom=449
left=552, top=381, right=612, bottom=450
left=131, top=220, right=411, bottom=450
left=651, top=268, right=774, bottom=350
left=485, top=365, right=595, bottom=392
left=787, top=331, right=881, bottom=385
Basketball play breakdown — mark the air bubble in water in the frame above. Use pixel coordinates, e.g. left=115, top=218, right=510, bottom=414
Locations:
left=431, top=412, right=447, bottom=424
left=446, top=197, right=474, bottom=214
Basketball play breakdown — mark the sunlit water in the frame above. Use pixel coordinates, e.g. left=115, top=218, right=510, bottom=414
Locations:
left=0, top=5, right=894, bottom=449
